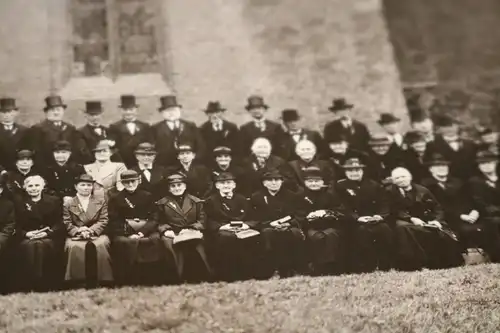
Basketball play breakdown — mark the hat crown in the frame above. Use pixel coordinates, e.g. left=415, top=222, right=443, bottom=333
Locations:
left=405, top=130, right=426, bottom=144
left=369, top=134, right=391, bottom=145
left=53, top=140, right=72, bottom=151
left=85, top=101, right=103, bottom=114
left=214, top=172, right=236, bottom=182
left=329, top=98, right=353, bottom=112
left=119, top=95, right=137, bottom=108
left=426, top=153, right=449, bottom=165
left=166, top=172, right=186, bottom=184
left=303, top=166, right=323, bottom=180
left=120, top=170, right=140, bottom=181
left=213, top=146, right=232, bottom=155
left=282, top=109, right=300, bottom=122
left=204, top=101, right=225, bottom=113
left=75, top=174, right=94, bottom=184
left=262, top=168, right=283, bottom=180
left=476, top=150, right=498, bottom=161
left=44, top=95, right=65, bottom=109
left=245, top=95, right=268, bottom=109
left=378, top=113, right=400, bottom=124
left=177, top=141, right=193, bottom=152
left=0, top=97, right=17, bottom=110
left=17, top=149, right=34, bottom=159
left=343, top=157, right=365, bottom=168
left=135, top=142, right=156, bottom=153
left=159, top=95, right=181, bottom=109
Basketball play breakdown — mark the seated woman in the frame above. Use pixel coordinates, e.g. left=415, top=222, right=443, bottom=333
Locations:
left=6, top=150, right=40, bottom=200
left=63, top=174, right=113, bottom=288
left=205, top=172, right=265, bottom=282
left=295, top=167, right=345, bottom=276
left=156, top=173, right=212, bottom=283
left=13, top=175, right=63, bottom=292
left=84, top=140, right=127, bottom=198
left=109, top=170, right=166, bottom=286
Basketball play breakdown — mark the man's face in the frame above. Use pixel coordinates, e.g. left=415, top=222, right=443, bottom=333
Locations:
left=16, top=158, right=33, bottom=170
left=429, top=164, right=449, bottom=178
left=178, top=151, right=195, bottom=164
left=161, top=107, right=182, bottom=122
left=95, top=148, right=112, bottom=162
left=285, top=120, right=300, bottom=132
left=0, top=110, right=18, bottom=124
left=479, top=161, right=497, bottom=174
left=412, top=119, right=433, bottom=134
left=382, top=121, right=400, bottom=135
left=329, top=141, right=348, bottom=155
left=208, top=112, right=223, bottom=123
left=215, top=154, right=231, bottom=168
left=252, top=141, right=271, bottom=158
left=263, top=178, right=283, bottom=192
left=345, top=168, right=363, bottom=181
left=410, top=141, right=427, bottom=154
left=392, top=170, right=412, bottom=188
left=85, top=113, right=102, bottom=126
left=440, top=125, right=459, bottom=141
left=46, top=107, right=65, bottom=122
left=371, top=144, right=390, bottom=156
left=304, top=178, right=324, bottom=191
left=249, top=107, right=265, bottom=120
left=297, top=144, right=316, bottom=161
left=169, top=182, right=186, bottom=196
left=75, top=182, right=93, bottom=196
left=481, top=132, right=498, bottom=145
left=136, top=153, right=156, bottom=165
left=336, top=110, right=350, bottom=120
left=215, top=180, right=236, bottom=193
left=122, top=107, right=138, bottom=122
left=122, top=179, right=139, bottom=192
left=25, top=179, right=44, bottom=197
left=53, top=150, right=71, bottom=164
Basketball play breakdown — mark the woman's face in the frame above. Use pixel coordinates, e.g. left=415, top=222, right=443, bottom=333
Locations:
left=54, top=150, right=71, bottom=164
left=95, top=148, right=112, bottom=162
left=16, top=158, right=33, bottom=170
left=75, top=182, right=93, bottom=196
left=122, top=179, right=139, bottom=192
left=25, top=179, right=44, bottom=197
left=304, top=178, right=324, bottom=191
left=169, top=182, right=186, bottom=196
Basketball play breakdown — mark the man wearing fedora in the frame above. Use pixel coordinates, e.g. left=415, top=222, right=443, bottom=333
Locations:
left=401, top=131, right=433, bottom=184
left=326, top=132, right=368, bottom=180
left=323, top=98, right=370, bottom=152
left=377, top=113, right=405, bottom=151
left=108, top=95, right=152, bottom=168
left=199, top=101, right=240, bottom=163
left=275, top=109, right=327, bottom=161
left=131, top=142, right=168, bottom=200
left=151, top=95, right=205, bottom=167
left=78, top=101, right=121, bottom=164
left=239, top=95, right=284, bottom=156
left=0, top=97, right=31, bottom=171
left=421, top=153, right=484, bottom=252
left=29, top=95, right=88, bottom=166
left=365, top=134, right=405, bottom=185
left=335, top=158, right=394, bottom=272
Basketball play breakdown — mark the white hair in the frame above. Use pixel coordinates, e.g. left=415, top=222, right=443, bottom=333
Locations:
left=295, top=140, right=316, bottom=155
left=391, top=167, right=412, bottom=179
left=23, top=175, right=46, bottom=188
left=251, top=137, right=272, bottom=153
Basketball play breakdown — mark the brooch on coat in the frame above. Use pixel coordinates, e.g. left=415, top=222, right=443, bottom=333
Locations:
left=25, top=203, right=32, bottom=211
left=168, top=202, right=177, bottom=210
left=347, top=189, right=356, bottom=196
left=264, top=196, right=268, bottom=205
left=54, top=171, right=59, bottom=179
left=222, top=202, right=230, bottom=211
left=125, top=197, right=135, bottom=209
left=223, top=129, right=229, bottom=138
left=304, top=196, right=313, bottom=205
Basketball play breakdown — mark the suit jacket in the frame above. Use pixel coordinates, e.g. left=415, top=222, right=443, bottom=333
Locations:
left=200, top=120, right=241, bottom=161
left=151, top=119, right=205, bottom=167
left=239, top=119, right=284, bottom=155
left=0, top=123, right=31, bottom=170
left=323, top=119, right=370, bottom=152
left=108, top=120, right=152, bottom=167
left=421, top=177, right=473, bottom=219
left=29, top=120, right=89, bottom=165
left=63, top=195, right=108, bottom=237
left=283, top=158, right=336, bottom=194
left=204, top=192, right=250, bottom=231
left=386, top=183, right=444, bottom=223
left=78, top=124, right=122, bottom=164
left=156, top=194, right=206, bottom=233
left=166, top=163, right=213, bottom=199
left=14, top=194, right=63, bottom=238
left=469, top=175, right=500, bottom=217
left=43, top=162, right=85, bottom=198
left=427, top=136, right=478, bottom=179
left=248, top=188, right=300, bottom=229
left=335, top=178, right=390, bottom=221
left=84, top=161, right=127, bottom=192
left=131, top=164, right=168, bottom=200
left=295, top=188, right=345, bottom=228
left=275, top=129, right=328, bottom=161
left=0, top=193, right=15, bottom=249
left=108, top=189, right=158, bottom=237
left=240, top=154, right=287, bottom=197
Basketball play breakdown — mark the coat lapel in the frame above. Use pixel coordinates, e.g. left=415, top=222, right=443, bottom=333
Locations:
left=181, top=196, right=194, bottom=214
left=69, top=198, right=88, bottom=222
left=85, top=197, right=103, bottom=221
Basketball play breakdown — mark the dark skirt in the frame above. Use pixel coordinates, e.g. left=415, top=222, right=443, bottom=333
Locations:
left=260, top=225, right=306, bottom=274
left=306, top=226, right=343, bottom=265
left=64, top=235, right=113, bottom=282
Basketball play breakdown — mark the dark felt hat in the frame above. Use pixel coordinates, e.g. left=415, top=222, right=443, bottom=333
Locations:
left=377, top=113, right=400, bottom=125
left=93, top=140, right=112, bottom=152
left=120, top=170, right=140, bottom=182
left=0, top=98, right=18, bottom=112
left=213, top=146, right=232, bottom=156
left=477, top=126, right=494, bottom=136
left=17, top=149, right=34, bottom=160
left=158, top=95, right=182, bottom=110
left=476, top=150, right=498, bottom=163
left=433, top=114, right=456, bottom=128
left=177, top=142, right=194, bottom=153
left=204, top=101, right=226, bottom=113
left=119, top=95, right=138, bottom=109
left=328, top=98, right=353, bottom=112
left=75, top=173, right=94, bottom=184
left=84, top=101, right=103, bottom=115
left=281, top=109, right=300, bottom=122
left=44, top=95, right=67, bottom=111
left=425, top=153, right=450, bottom=166
left=342, top=158, right=365, bottom=169
left=245, top=95, right=268, bottom=110
left=327, top=132, right=348, bottom=144
left=405, top=130, right=427, bottom=144
left=53, top=140, right=72, bottom=152
left=369, top=134, right=391, bottom=146
left=261, top=169, right=283, bottom=180
left=303, top=166, right=323, bottom=180
left=134, top=142, right=156, bottom=154
left=166, top=173, right=186, bottom=184
left=214, top=172, right=236, bottom=182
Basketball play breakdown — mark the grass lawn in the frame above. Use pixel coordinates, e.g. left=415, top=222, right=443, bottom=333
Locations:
left=1, top=264, right=500, bottom=332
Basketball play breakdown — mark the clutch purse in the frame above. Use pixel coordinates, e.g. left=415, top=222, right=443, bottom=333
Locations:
left=173, top=230, right=203, bottom=244
left=126, top=218, right=147, bottom=231
left=235, top=229, right=260, bottom=239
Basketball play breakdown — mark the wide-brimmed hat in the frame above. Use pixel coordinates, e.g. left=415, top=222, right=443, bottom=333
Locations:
left=44, top=95, right=67, bottom=111
left=303, top=166, right=323, bottom=180
left=134, top=142, right=156, bottom=155
left=425, top=153, right=450, bottom=166
left=281, top=109, right=300, bottom=122
left=245, top=95, right=268, bottom=110
left=17, top=149, right=34, bottom=160
left=405, top=130, right=426, bottom=145
left=342, top=158, right=365, bottom=169
left=204, top=101, right=226, bottom=113
left=75, top=174, right=94, bottom=184
left=261, top=169, right=283, bottom=180
left=120, top=170, right=140, bottom=182
left=369, top=134, right=391, bottom=146
left=166, top=173, right=187, bottom=184
left=377, top=113, right=400, bottom=125
left=0, top=98, right=18, bottom=112
left=214, top=172, right=236, bottom=182
left=84, top=101, right=103, bottom=115
left=119, top=95, right=138, bottom=109
left=177, top=142, right=194, bottom=153
left=53, top=140, right=72, bottom=152
left=158, top=95, right=182, bottom=111
left=328, top=98, right=353, bottom=112
left=93, top=140, right=112, bottom=152
left=476, top=150, right=498, bottom=163
left=213, top=146, right=232, bottom=156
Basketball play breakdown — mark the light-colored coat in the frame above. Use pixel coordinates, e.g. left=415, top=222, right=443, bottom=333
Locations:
left=84, top=161, right=127, bottom=195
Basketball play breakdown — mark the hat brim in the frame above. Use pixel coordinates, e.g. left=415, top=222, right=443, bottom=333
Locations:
left=342, top=164, right=366, bottom=169
left=477, top=158, right=498, bottom=163
left=135, top=150, right=157, bottom=155
left=158, top=104, right=182, bottom=111
left=120, top=104, right=139, bottom=109
left=0, top=107, right=18, bottom=112
left=204, top=108, right=226, bottom=113
left=245, top=104, right=269, bottom=111
left=328, top=104, right=353, bottom=112
left=168, top=179, right=186, bottom=184
left=120, top=177, right=141, bottom=182
left=262, top=175, right=284, bottom=180
left=425, top=161, right=450, bottom=166
left=44, top=104, right=67, bottom=111
left=377, top=118, right=400, bottom=125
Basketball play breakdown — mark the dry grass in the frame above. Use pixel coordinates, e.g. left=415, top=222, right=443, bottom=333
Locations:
left=1, top=265, right=500, bottom=332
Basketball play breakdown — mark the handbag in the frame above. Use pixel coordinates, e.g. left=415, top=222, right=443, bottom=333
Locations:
left=463, top=248, right=490, bottom=265
left=126, top=218, right=147, bottom=232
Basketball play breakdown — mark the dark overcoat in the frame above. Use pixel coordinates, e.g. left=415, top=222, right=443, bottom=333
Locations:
left=108, top=120, right=152, bottom=168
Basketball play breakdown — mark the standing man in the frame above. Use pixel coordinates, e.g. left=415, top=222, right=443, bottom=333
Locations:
left=275, top=109, right=327, bottom=161
left=0, top=97, right=30, bottom=171
left=131, top=142, right=168, bottom=200
left=108, top=95, right=151, bottom=168
left=377, top=113, right=405, bottom=152
left=29, top=95, right=88, bottom=166
left=152, top=95, right=205, bottom=167
left=199, top=101, right=240, bottom=163
left=323, top=98, right=370, bottom=152
left=239, top=95, right=283, bottom=156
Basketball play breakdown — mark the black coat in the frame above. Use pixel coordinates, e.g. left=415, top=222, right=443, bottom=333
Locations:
left=108, top=120, right=152, bottom=167
left=421, top=177, right=474, bottom=219
left=283, top=159, right=336, bottom=194
left=204, top=192, right=250, bottom=231
left=0, top=124, right=31, bottom=171
left=6, top=168, right=41, bottom=201
left=131, top=165, right=169, bottom=200
left=0, top=193, right=15, bottom=252
left=240, top=154, right=287, bottom=197
left=239, top=120, right=284, bottom=155
left=365, top=150, right=405, bottom=184
left=14, top=194, right=63, bottom=239
left=427, top=136, right=478, bottom=180
left=295, top=189, right=345, bottom=228
left=402, top=149, right=432, bottom=184
left=323, top=119, right=370, bottom=152
left=248, top=188, right=300, bottom=229
left=78, top=124, right=122, bottom=164
left=469, top=175, right=500, bottom=218
left=43, top=162, right=85, bottom=198
left=275, top=129, right=328, bottom=161
left=199, top=120, right=241, bottom=161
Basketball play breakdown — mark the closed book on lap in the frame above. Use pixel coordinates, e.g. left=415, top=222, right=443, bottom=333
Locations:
left=173, top=231, right=203, bottom=244
left=71, top=236, right=98, bottom=241
left=235, top=229, right=260, bottom=239
left=126, top=218, right=147, bottom=231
